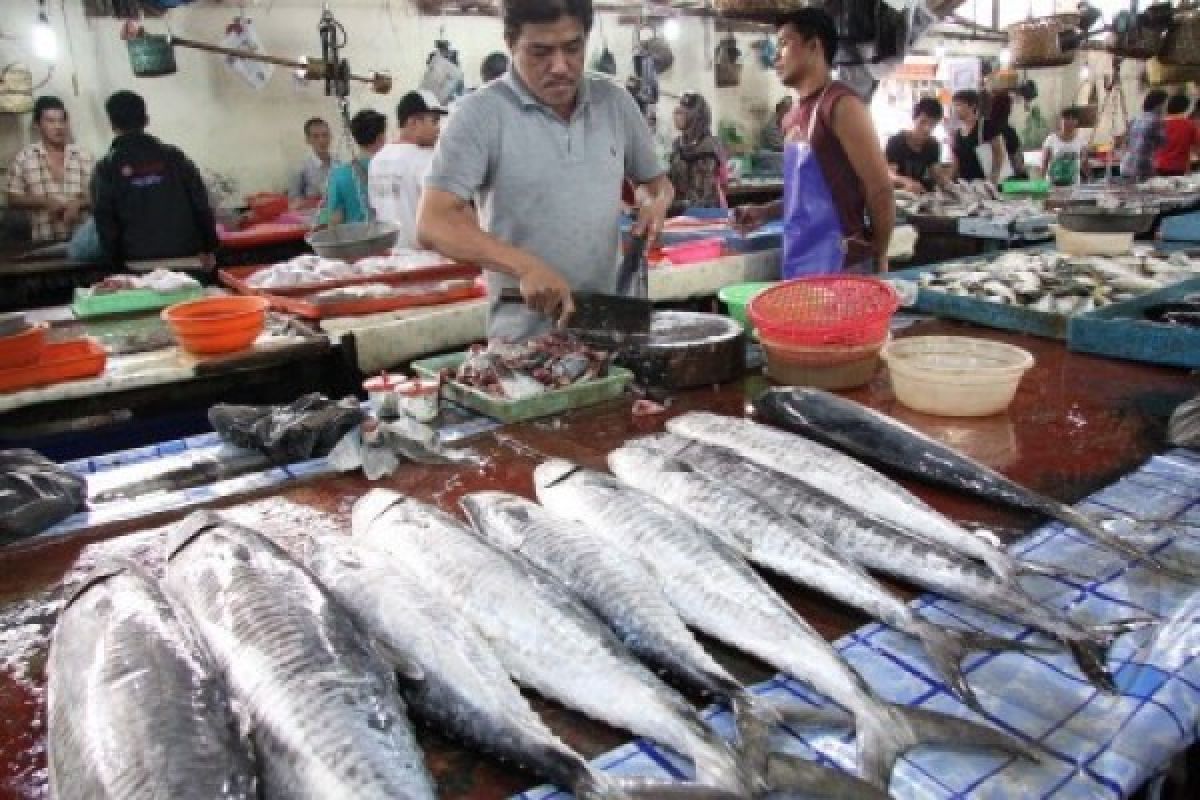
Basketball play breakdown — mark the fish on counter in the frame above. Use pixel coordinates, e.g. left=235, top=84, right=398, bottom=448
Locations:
left=895, top=180, right=1043, bottom=223
left=754, top=388, right=1196, bottom=580
left=163, top=512, right=435, bottom=800
left=307, top=537, right=655, bottom=800
left=454, top=332, right=613, bottom=400
left=645, top=434, right=1151, bottom=692
left=351, top=490, right=750, bottom=795
left=607, top=440, right=1039, bottom=714
left=47, top=561, right=257, bottom=800
left=245, top=251, right=450, bottom=289
left=1169, top=394, right=1200, bottom=450
left=914, top=250, right=1200, bottom=315
left=666, top=412, right=1032, bottom=585
left=534, top=461, right=1040, bottom=790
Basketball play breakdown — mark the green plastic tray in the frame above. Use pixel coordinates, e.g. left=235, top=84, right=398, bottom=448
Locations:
left=72, top=286, right=204, bottom=319
left=1001, top=179, right=1050, bottom=196
left=412, top=351, right=632, bottom=424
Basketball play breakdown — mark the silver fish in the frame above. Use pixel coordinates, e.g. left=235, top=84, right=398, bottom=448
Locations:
left=667, top=412, right=1028, bottom=584
left=754, top=387, right=1193, bottom=580
left=163, top=512, right=435, bottom=800
left=351, top=489, right=747, bottom=795
left=48, top=561, right=257, bottom=800
left=306, top=537, right=631, bottom=800
left=535, top=461, right=1039, bottom=790
left=648, top=434, right=1146, bottom=693
left=608, top=440, right=1038, bottom=713
left=460, top=491, right=874, bottom=795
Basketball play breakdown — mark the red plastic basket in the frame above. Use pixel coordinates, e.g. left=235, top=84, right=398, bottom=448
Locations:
left=748, top=276, right=899, bottom=346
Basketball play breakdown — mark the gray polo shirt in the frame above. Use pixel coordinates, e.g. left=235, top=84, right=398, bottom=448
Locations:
left=425, top=71, right=664, bottom=341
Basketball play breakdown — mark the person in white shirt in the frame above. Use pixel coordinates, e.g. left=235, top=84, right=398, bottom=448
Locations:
left=1041, top=107, right=1087, bottom=187
left=368, top=90, right=448, bottom=249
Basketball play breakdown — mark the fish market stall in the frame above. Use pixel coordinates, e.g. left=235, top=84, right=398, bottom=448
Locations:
left=1, top=314, right=1198, bottom=800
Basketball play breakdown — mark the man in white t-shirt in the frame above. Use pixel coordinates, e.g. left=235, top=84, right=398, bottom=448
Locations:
left=1041, top=107, right=1087, bottom=187
left=368, top=90, right=448, bottom=248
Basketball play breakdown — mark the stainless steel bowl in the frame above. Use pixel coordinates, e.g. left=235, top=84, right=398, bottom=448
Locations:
left=1056, top=208, right=1157, bottom=234
left=306, top=222, right=401, bottom=261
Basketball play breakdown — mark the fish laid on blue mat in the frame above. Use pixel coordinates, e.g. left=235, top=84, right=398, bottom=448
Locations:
left=535, top=461, right=1041, bottom=791
left=351, top=490, right=753, bottom=797
left=753, top=388, right=1198, bottom=581
left=608, top=440, right=1044, bottom=714
left=48, top=561, right=258, bottom=800
left=164, top=513, right=435, bottom=800
left=638, top=433, right=1149, bottom=694
left=308, top=536, right=713, bottom=800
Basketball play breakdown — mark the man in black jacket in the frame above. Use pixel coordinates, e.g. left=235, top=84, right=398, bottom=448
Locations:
left=91, top=91, right=218, bottom=269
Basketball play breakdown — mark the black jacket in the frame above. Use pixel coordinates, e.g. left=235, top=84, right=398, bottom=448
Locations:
left=91, top=132, right=218, bottom=266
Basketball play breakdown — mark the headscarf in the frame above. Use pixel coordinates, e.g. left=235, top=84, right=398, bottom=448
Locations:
left=673, top=92, right=720, bottom=161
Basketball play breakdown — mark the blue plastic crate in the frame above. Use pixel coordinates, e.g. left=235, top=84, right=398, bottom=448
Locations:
left=1067, top=277, right=1200, bottom=368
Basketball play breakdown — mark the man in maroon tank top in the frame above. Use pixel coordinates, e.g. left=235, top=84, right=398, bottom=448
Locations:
left=732, top=8, right=894, bottom=274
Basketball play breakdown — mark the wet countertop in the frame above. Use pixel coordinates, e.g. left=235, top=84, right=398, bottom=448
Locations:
left=1, top=318, right=1197, bottom=800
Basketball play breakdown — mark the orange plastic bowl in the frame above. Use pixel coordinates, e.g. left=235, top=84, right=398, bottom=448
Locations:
left=163, top=296, right=268, bottom=355
left=0, top=324, right=47, bottom=370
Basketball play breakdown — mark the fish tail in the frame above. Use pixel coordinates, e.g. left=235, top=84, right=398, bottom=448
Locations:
left=1065, top=616, right=1161, bottom=693
left=763, top=753, right=891, bottom=799
left=857, top=701, right=1042, bottom=789
left=1057, top=507, right=1200, bottom=581
left=609, top=778, right=746, bottom=800
left=728, top=691, right=779, bottom=790
left=1015, top=559, right=1101, bottom=583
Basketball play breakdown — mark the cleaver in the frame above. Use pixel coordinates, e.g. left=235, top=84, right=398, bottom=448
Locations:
left=496, top=233, right=653, bottom=335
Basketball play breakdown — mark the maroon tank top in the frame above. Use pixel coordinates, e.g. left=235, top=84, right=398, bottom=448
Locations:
left=784, top=82, right=872, bottom=267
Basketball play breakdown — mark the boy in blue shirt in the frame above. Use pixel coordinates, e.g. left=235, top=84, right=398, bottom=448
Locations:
left=320, top=110, right=387, bottom=226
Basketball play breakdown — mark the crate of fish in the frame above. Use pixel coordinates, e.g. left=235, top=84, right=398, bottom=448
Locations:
left=412, top=335, right=633, bottom=424
left=890, top=250, right=1200, bottom=340
left=1067, top=277, right=1200, bottom=368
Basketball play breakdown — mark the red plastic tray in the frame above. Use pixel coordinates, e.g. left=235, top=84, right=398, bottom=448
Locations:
left=268, top=277, right=487, bottom=319
left=217, top=222, right=310, bottom=249
left=0, top=339, right=107, bottom=393
left=219, top=261, right=482, bottom=298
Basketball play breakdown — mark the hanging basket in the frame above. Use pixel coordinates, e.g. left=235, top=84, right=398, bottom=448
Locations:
left=127, top=34, right=177, bottom=77
left=989, top=68, right=1020, bottom=91
left=716, top=62, right=743, bottom=88
left=1147, top=57, right=1200, bottom=85
left=1007, top=14, right=1079, bottom=69
left=1162, top=7, right=1200, bottom=66
left=1106, top=26, right=1166, bottom=60
left=712, top=0, right=803, bottom=19
left=0, top=63, right=34, bottom=115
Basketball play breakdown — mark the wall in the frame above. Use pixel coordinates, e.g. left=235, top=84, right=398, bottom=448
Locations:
left=0, top=0, right=787, bottom=198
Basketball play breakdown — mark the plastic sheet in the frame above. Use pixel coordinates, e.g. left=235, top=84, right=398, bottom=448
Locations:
left=208, top=393, right=365, bottom=464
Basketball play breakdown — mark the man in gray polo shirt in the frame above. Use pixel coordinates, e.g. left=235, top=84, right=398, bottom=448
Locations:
left=418, top=0, right=673, bottom=342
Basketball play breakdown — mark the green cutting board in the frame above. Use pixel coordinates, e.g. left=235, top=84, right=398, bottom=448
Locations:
left=412, top=351, right=632, bottom=424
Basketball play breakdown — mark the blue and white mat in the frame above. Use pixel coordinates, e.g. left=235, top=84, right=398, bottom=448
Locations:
left=516, top=449, right=1200, bottom=800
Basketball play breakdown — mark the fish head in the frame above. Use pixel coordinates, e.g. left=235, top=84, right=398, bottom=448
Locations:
left=59, top=557, right=148, bottom=614
left=459, top=491, right=533, bottom=552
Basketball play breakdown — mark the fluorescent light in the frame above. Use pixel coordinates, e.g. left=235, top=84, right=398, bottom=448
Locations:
left=664, top=19, right=681, bottom=42
left=998, top=47, right=1013, bottom=67
left=32, top=13, right=57, bottom=61
left=1080, top=65, right=1091, bottom=80
left=934, top=43, right=947, bottom=59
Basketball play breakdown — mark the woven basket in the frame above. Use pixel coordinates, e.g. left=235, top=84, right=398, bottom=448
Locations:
left=989, top=69, right=1020, bottom=90
left=1162, top=8, right=1200, bottom=66
left=1008, top=14, right=1079, bottom=69
left=713, top=0, right=800, bottom=19
left=0, top=63, right=33, bottom=115
left=1105, top=26, right=1165, bottom=60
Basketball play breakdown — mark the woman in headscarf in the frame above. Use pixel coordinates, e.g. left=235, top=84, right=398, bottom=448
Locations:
left=668, top=92, right=724, bottom=212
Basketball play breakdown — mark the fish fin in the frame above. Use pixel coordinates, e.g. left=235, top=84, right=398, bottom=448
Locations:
left=372, top=639, right=425, bottom=684
left=164, top=510, right=226, bottom=560
left=772, top=704, right=855, bottom=732
left=764, top=753, right=891, bottom=800
left=729, top=691, right=780, bottom=792
left=611, top=779, right=745, bottom=800
left=1015, top=559, right=1104, bottom=584
left=1066, top=639, right=1118, bottom=693
left=858, top=702, right=1041, bottom=790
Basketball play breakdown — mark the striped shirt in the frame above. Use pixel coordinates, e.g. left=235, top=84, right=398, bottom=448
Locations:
left=5, top=142, right=94, bottom=242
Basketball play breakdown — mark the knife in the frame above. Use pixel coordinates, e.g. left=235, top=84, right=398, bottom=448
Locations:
left=496, top=234, right=653, bottom=335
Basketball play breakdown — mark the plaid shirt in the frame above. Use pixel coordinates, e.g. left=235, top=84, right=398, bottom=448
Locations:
left=5, top=142, right=94, bottom=242
left=1121, top=113, right=1166, bottom=183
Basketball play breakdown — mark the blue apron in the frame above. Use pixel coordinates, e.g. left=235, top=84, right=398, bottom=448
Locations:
left=781, top=87, right=847, bottom=278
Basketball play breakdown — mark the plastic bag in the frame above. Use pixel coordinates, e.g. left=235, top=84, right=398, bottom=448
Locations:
left=1168, top=395, right=1200, bottom=449
left=209, top=394, right=365, bottom=464
left=0, top=449, right=86, bottom=541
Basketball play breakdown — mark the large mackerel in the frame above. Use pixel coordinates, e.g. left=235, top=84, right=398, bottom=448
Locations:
left=608, top=440, right=1037, bottom=713
left=47, top=562, right=257, bottom=800
left=534, top=461, right=1040, bottom=790
left=647, top=433, right=1145, bottom=692
left=306, top=537, right=632, bottom=800
left=667, top=412, right=1031, bottom=584
left=163, top=512, right=435, bottom=800
left=754, top=387, right=1195, bottom=579
left=351, top=489, right=747, bottom=795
